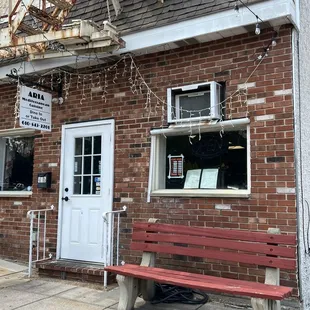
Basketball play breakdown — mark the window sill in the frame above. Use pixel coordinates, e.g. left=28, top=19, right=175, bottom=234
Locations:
left=0, top=191, right=33, bottom=198
left=151, top=189, right=250, bottom=198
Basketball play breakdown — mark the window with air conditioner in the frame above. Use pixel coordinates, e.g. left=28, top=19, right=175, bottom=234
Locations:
left=167, top=81, right=223, bottom=123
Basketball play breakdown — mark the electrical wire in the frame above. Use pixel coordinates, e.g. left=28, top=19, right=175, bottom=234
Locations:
left=237, top=0, right=264, bottom=23
left=304, top=200, right=310, bottom=254
left=106, top=0, right=111, bottom=23
left=151, top=283, right=209, bottom=309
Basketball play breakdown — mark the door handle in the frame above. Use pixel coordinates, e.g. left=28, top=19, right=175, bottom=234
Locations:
left=61, top=196, right=69, bottom=202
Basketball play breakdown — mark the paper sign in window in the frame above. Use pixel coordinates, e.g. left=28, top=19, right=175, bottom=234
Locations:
left=168, top=154, right=184, bottom=179
left=200, top=168, right=219, bottom=189
left=184, top=169, right=201, bottom=189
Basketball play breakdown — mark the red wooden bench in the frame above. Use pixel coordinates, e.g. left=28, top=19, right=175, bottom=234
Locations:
left=105, top=219, right=296, bottom=310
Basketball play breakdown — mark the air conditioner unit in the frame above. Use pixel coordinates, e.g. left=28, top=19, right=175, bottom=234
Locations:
left=167, top=81, right=222, bottom=123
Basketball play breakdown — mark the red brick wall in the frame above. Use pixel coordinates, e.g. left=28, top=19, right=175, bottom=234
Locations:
left=0, top=25, right=296, bottom=290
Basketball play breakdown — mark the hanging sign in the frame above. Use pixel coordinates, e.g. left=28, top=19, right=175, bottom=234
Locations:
left=19, top=85, right=52, bottom=132
left=168, top=154, right=184, bottom=179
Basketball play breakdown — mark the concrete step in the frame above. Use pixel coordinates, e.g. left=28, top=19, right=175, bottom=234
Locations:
left=37, top=260, right=115, bottom=285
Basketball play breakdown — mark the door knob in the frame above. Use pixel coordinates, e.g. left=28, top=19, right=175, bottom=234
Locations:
left=61, top=196, right=69, bottom=202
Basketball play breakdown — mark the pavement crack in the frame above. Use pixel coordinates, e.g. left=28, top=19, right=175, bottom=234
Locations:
left=10, top=285, right=81, bottom=310
left=11, top=294, right=54, bottom=310
left=103, top=301, right=118, bottom=309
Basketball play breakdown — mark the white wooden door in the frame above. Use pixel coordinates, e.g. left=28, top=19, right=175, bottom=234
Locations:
left=59, top=120, right=114, bottom=262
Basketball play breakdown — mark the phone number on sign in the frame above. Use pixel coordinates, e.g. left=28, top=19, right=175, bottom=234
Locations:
left=21, top=120, right=50, bottom=130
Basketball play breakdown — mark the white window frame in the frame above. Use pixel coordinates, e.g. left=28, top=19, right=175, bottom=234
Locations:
left=147, top=118, right=251, bottom=202
left=0, top=128, right=35, bottom=197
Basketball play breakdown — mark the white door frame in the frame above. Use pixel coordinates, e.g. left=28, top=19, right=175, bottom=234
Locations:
left=56, top=119, right=115, bottom=260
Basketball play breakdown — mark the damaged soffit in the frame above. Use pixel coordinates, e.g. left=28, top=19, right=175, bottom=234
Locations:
left=0, top=0, right=124, bottom=61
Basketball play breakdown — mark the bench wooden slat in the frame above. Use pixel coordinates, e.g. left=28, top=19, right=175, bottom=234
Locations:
left=113, top=263, right=253, bottom=286
left=121, top=264, right=289, bottom=291
left=132, top=231, right=295, bottom=258
left=105, top=264, right=293, bottom=300
left=131, top=242, right=296, bottom=270
left=133, top=223, right=296, bottom=245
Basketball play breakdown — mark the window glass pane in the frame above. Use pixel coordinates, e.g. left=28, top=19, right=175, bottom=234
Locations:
left=74, top=157, right=82, bottom=175
left=93, top=156, right=101, bottom=174
left=83, top=156, right=91, bottom=174
left=2, top=137, right=34, bottom=191
left=75, top=138, right=82, bottom=155
left=73, top=176, right=82, bottom=194
left=83, top=176, right=91, bottom=194
left=94, top=136, right=101, bottom=154
left=93, top=176, right=101, bottom=195
left=165, top=130, right=247, bottom=190
left=84, top=137, right=92, bottom=155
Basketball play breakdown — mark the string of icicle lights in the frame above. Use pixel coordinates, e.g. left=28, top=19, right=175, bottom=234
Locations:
left=13, top=46, right=271, bottom=136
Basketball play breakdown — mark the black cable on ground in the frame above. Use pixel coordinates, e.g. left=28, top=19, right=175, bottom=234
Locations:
left=151, top=283, right=209, bottom=309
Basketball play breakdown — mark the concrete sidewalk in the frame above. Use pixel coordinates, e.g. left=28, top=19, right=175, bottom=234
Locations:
left=0, top=259, right=299, bottom=310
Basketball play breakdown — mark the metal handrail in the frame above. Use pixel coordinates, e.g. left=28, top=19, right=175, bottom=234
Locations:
left=27, top=205, right=54, bottom=277
left=102, top=205, right=127, bottom=288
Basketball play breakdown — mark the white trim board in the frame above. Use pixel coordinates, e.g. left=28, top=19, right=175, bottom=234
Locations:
left=121, top=0, right=296, bottom=53
left=150, top=118, right=250, bottom=136
left=0, top=191, right=32, bottom=197
left=0, top=128, right=36, bottom=137
left=0, top=0, right=297, bottom=80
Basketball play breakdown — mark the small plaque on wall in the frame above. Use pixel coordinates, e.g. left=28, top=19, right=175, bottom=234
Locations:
left=168, top=154, right=184, bottom=179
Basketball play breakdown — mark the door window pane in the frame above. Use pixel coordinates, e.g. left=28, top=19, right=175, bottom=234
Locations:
left=93, top=176, right=101, bottom=195
left=73, top=176, right=81, bottom=194
left=94, top=136, right=101, bottom=154
left=74, top=157, right=82, bottom=175
left=93, top=156, right=101, bottom=174
left=84, top=137, right=92, bottom=155
left=83, top=176, right=91, bottom=194
left=75, top=138, right=82, bottom=155
left=83, top=156, right=91, bottom=174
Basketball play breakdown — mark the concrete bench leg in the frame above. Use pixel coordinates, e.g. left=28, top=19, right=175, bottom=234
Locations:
left=140, top=279, right=156, bottom=301
left=251, top=266, right=280, bottom=310
left=140, top=217, right=159, bottom=302
left=251, top=298, right=280, bottom=310
left=116, top=274, right=139, bottom=310
left=251, top=228, right=281, bottom=310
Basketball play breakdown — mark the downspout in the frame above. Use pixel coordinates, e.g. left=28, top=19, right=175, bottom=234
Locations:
left=292, top=26, right=303, bottom=305
left=292, top=0, right=304, bottom=298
